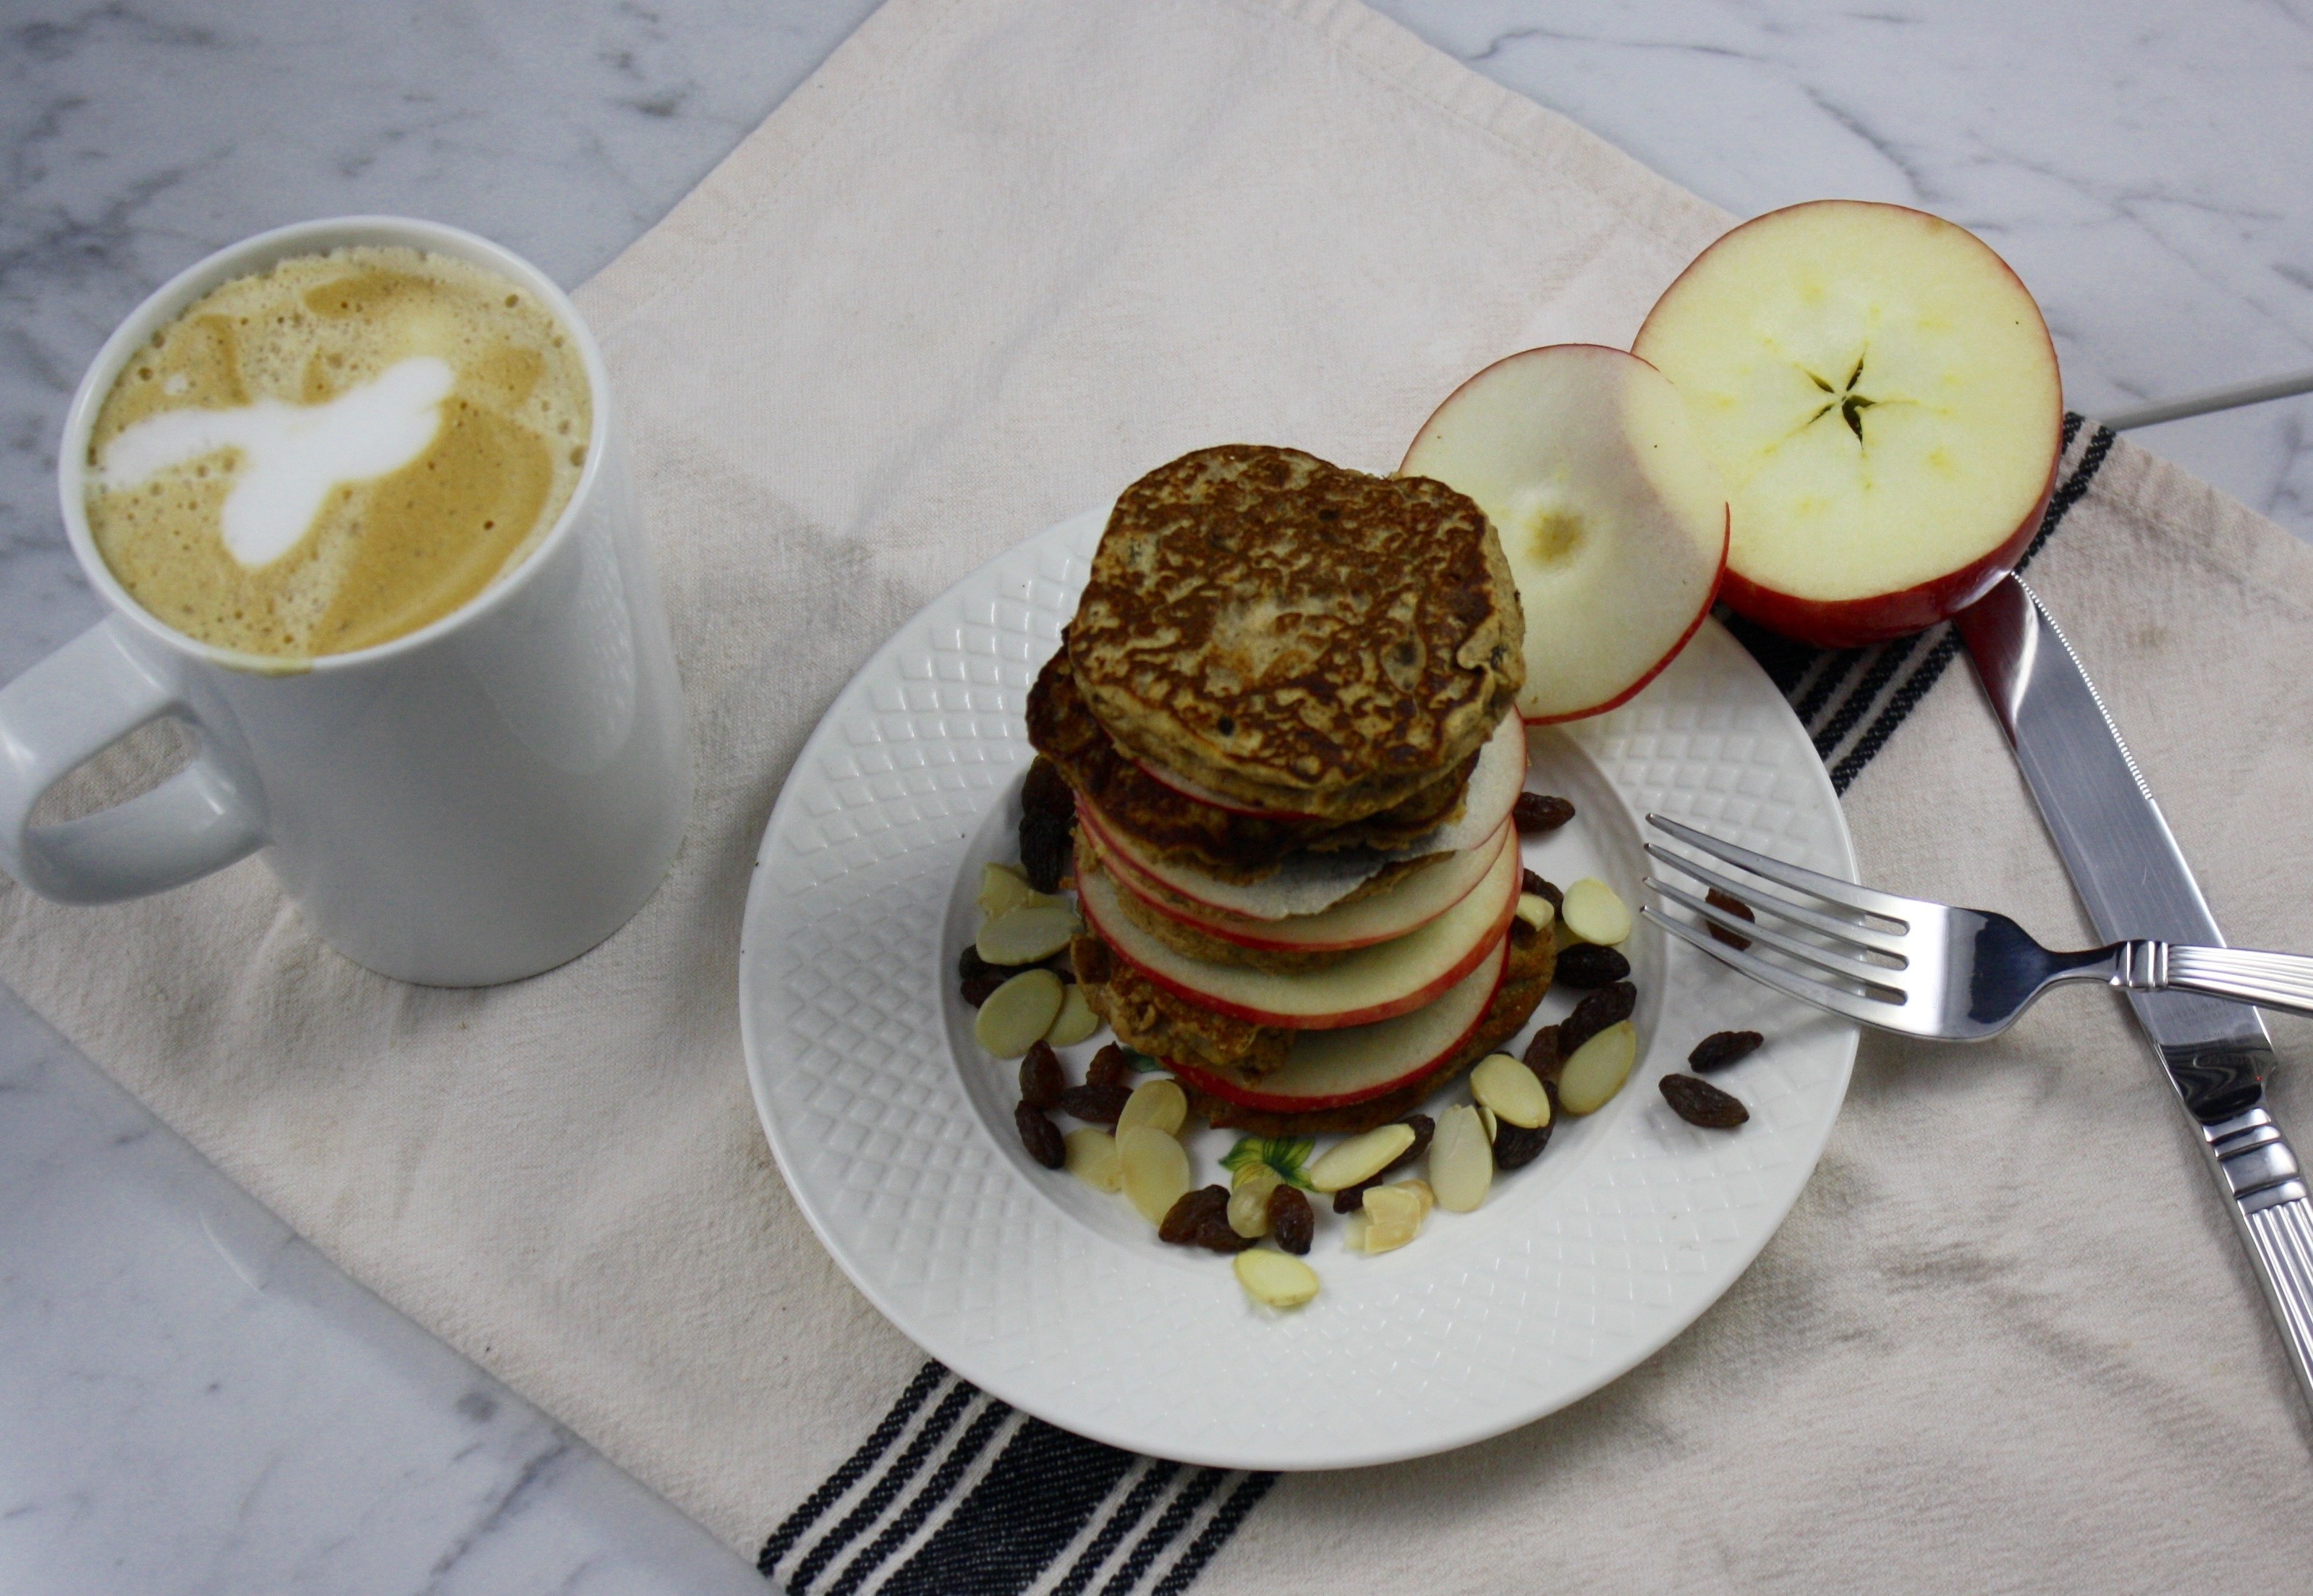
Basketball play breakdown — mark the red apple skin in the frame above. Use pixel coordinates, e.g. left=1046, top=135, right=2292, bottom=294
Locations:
left=1162, top=959, right=1507, bottom=1113
left=1712, top=456, right=2056, bottom=648
left=1079, top=879, right=1517, bottom=1031
left=1634, top=198, right=2064, bottom=650
left=1524, top=506, right=1727, bottom=726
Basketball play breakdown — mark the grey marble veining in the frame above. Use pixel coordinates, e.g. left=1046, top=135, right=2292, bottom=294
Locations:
left=2, top=1, right=2310, bottom=1592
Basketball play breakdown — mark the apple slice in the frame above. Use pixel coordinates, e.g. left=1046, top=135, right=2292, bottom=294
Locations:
left=1077, top=709, right=1528, bottom=922
left=1077, top=831, right=1519, bottom=1029
left=1092, top=818, right=1514, bottom=954
left=1166, top=941, right=1506, bottom=1112
left=1403, top=344, right=1728, bottom=723
left=1129, top=755, right=1323, bottom=820
left=1631, top=200, right=2063, bottom=648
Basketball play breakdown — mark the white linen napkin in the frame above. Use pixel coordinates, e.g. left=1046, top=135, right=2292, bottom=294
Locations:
left=7, top=0, right=2312, bottom=1588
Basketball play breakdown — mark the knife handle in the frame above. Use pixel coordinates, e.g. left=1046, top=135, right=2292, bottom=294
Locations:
left=2150, top=944, right=2313, bottom=1019
left=2204, top=1108, right=2313, bottom=1409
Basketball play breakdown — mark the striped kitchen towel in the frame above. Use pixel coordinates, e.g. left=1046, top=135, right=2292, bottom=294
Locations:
left=7, top=0, right=2312, bottom=1587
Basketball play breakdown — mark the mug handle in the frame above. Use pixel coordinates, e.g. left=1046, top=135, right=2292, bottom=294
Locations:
left=0, top=617, right=266, bottom=903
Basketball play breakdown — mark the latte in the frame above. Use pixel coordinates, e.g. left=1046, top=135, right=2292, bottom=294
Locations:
left=84, top=246, right=591, bottom=658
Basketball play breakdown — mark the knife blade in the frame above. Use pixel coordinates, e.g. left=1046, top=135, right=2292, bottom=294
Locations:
left=1958, top=573, right=2313, bottom=1413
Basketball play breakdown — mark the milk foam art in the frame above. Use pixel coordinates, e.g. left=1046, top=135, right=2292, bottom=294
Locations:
left=98, top=355, right=457, bottom=568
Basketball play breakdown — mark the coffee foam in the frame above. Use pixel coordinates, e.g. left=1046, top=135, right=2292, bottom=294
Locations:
left=84, top=246, right=591, bottom=658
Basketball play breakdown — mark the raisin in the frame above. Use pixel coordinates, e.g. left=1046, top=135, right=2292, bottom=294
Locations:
left=1021, top=755, right=1074, bottom=824
left=1014, top=1103, right=1065, bottom=1168
left=1520, top=870, right=1564, bottom=910
left=1019, top=1041, right=1064, bottom=1109
left=1493, top=1114, right=1553, bottom=1170
left=1513, top=793, right=1576, bottom=834
left=1192, top=1214, right=1253, bottom=1253
left=1553, top=943, right=1630, bottom=988
left=1020, top=810, right=1072, bottom=894
left=1074, top=937, right=1113, bottom=986
left=961, top=972, right=1005, bottom=1006
left=1559, top=981, right=1636, bottom=1057
left=1268, top=1186, right=1314, bottom=1255
left=1159, top=1185, right=1231, bottom=1246
left=1522, top=1024, right=1561, bottom=1082
left=1086, top=1043, right=1133, bottom=1092
left=1689, top=1030, right=1764, bottom=1074
left=1660, top=1073, right=1749, bottom=1129
left=1058, top=1082, right=1130, bottom=1124
left=959, top=945, right=993, bottom=980
left=1705, top=888, right=1756, bottom=950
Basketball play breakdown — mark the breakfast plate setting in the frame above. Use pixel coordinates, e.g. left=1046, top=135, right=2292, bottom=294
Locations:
left=738, top=501, right=1858, bottom=1468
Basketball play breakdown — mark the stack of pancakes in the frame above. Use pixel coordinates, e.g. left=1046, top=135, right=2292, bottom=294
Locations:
left=1031, top=445, right=1557, bottom=1134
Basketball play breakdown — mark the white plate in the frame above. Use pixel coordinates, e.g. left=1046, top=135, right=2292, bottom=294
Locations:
left=738, top=504, right=1858, bottom=1470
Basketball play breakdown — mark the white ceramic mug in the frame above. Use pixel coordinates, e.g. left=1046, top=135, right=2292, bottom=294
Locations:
left=0, top=216, right=691, bottom=986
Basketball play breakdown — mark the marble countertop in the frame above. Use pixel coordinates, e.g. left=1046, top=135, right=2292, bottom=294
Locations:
left=4, top=1, right=2309, bottom=1589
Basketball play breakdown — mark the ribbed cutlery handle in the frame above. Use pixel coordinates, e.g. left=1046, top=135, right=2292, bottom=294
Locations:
left=2204, top=1109, right=2313, bottom=1414
left=2156, top=945, right=2313, bottom=1019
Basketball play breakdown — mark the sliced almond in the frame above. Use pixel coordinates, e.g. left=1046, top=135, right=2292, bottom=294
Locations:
left=1234, top=1247, right=1320, bottom=1309
left=1558, top=1019, right=1638, bottom=1113
left=1117, top=1078, right=1187, bottom=1137
left=1118, top=1125, right=1192, bottom=1225
left=1430, top=1104, right=1493, bottom=1213
left=1357, top=1184, right=1427, bottom=1252
left=1389, top=1178, right=1435, bottom=1219
left=1227, top=1164, right=1281, bottom=1238
left=978, top=862, right=1043, bottom=919
left=1514, top=892, right=1557, bottom=934
left=973, top=969, right=1064, bottom=1058
left=1043, top=984, right=1099, bottom=1047
left=1561, top=878, right=1631, bottom=946
left=1307, top=1122, right=1417, bottom=1192
left=1064, top=1127, right=1122, bottom=1192
left=977, top=901, right=1082, bottom=966
left=1471, top=1052, right=1550, bottom=1129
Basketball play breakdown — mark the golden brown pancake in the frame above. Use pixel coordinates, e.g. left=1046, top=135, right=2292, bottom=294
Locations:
left=1029, top=642, right=1469, bottom=882
left=1069, top=445, right=1524, bottom=820
left=1069, top=932, right=1294, bottom=1077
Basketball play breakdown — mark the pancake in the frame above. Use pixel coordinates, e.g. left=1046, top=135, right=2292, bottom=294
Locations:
left=1028, top=641, right=1470, bottom=882
left=1069, top=445, right=1524, bottom=820
left=1178, top=917, right=1555, bottom=1135
left=1069, top=931, right=1294, bottom=1077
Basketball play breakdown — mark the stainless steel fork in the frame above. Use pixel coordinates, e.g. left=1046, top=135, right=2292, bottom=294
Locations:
left=1641, top=813, right=2313, bottom=1040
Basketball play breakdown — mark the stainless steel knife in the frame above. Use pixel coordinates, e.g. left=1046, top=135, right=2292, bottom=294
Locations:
left=1958, top=574, right=2313, bottom=1412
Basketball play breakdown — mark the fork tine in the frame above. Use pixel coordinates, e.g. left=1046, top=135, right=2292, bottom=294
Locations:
left=1642, top=907, right=1904, bottom=1030
left=1645, top=813, right=1920, bottom=922
left=1642, top=842, right=1914, bottom=955
left=1647, top=877, right=1909, bottom=990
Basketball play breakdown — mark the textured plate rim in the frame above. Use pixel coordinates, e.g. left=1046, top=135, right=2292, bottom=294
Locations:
left=738, top=506, right=1859, bottom=1471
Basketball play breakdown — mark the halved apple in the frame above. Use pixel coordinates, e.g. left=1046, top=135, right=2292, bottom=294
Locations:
left=1077, top=709, right=1528, bottom=922
left=1631, top=200, right=2062, bottom=647
left=1402, top=344, right=1727, bottom=724
left=1076, top=833, right=1519, bottom=1029
left=1166, top=941, right=1506, bottom=1112
left=1093, top=817, right=1514, bottom=954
